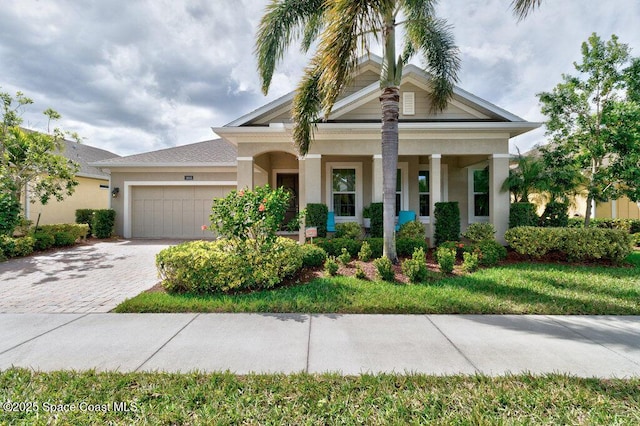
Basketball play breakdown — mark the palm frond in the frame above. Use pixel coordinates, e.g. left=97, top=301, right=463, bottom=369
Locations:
left=404, top=14, right=460, bottom=111
left=255, top=0, right=326, bottom=95
left=292, top=61, right=323, bottom=155
left=510, top=0, right=543, bottom=20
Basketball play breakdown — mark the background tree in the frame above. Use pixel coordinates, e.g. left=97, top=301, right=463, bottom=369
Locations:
left=502, top=147, right=545, bottom=203
left=256, top=0, right=461, bottom=262
left=537, top=33, right=636, bottom=226
left=0, top=89, right=80, bottom=229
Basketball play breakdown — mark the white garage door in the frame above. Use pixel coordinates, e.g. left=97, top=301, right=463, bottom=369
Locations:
left=131, top=186, right=233, bottom=238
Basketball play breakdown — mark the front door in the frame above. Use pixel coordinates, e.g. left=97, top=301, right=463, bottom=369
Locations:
left=276, top=173, right=299, bottom=228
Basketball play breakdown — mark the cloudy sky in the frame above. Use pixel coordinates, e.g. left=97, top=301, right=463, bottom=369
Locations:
left=1, top=0, right=638, bottom=156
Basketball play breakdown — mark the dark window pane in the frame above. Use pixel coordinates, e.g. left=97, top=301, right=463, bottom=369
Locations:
left=473, top=169, right=489, bottom=193
left=332, top=169, right=356, bottom=192
left=395, top=193, right=401, bottom=216
left=334, top=194, right=356, bottom=217
left=420, top=194, right=430, bottom=216
left=396, top=169, right=402, bottom=192
left=418, top=171, right=429, bottom=192
left=474, top=194, right=490, bottom=217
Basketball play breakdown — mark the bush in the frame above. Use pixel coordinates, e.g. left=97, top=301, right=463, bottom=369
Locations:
left=630, top=220, right=640, bottom=234
left=588, top=218, right=632, bottom=232
left=633, top=233, right=640, bottom=247
left=397, top=220, right=426, bottom=239
left=396, top=237, right=428, bottom=257
left=505, top=226, right=633, bottom=263
left=0, top=235, right=15, bottom=258
left=0, top=187, right=21, bottom=236
left=462, top=251, right=479, bottom=273
left=435, top=241, right=463, bottom=262
left=369, top=202, right=383, bottom=238
left=11, top=236, right=35, bottom=257
left=434, top=202, right=460, bottom=246
left=462, top=223, right=496, bottom=243
left=509, top=202, right=538, bottom=228
left=363, top=238, right=383, bottom=259
left=324, top=256, right=339, bottom=277
left=32, top=231, right=55, bottom=251
left=373, top=256, right=394, bottom=282
left=358, top=241, right=373, bottom=262
left=354, top=263, right=366, bottom=279
left=305, top=204, right=328, bottom=237
left=401, top=247, right=428, bottom=283
left=436, top=246, right=455, bottom=274
left=335, top=222, right=364, bottom=240
left=35, top=224, right=88, bottom=241
left=314, top=237, right=362, bottom=258
left=157, top=237, right=303, bottom=294
left=300, top=244, right=327, bottom=268
left=54, top=231, right=77, bottom=247
left=75, top=209, right=95, bottom=236
left=467, top=240, right=507, bottom=267
left=337, top=247, right=351, bottom=265
left=539, top=202, right=568, bottom=227
left=92, top=210, right=116, bottom=239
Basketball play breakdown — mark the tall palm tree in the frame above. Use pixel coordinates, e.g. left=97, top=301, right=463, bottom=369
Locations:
left=256, top=0, right=460, bottom=262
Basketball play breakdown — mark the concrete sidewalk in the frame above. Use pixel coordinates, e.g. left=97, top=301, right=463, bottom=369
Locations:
left=1, top=314, right=639, bottom=377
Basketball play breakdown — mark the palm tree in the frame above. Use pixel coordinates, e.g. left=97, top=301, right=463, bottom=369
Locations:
left=502, top=148, right=545, bottom=203
left=256, top=0, right=460, bottom=262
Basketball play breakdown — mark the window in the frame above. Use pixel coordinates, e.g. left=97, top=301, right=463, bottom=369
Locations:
left=418, top=170, right=430, bottom=217
left=472, top=168, right=490, bottom=217
left=332, top=168, right=356, bottom=217
left=395, top=169, right=402, bottom=216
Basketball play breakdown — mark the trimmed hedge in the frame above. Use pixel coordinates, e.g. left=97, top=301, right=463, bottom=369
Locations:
left=434, top=202, right=460, bottom=246
left=505, top=226, right=633, bottom=263
left=369, top=202, right=383, bottom=238
left=305, top=204, right=328, bottom=238
left=54, top=232, right=77, bottom=247
left=397, top=221, right=426, bottom=240
left=300, top=244, right=327, bottom=268
left=509, top=202, right=538, bottom=228
left=313, top=236, right=422, bottom=259
left=35, top=224, right=88, bottom=242
left=157, top=237, right=303, bottom=294
left=335, top=222, right=364, bottom=240
left=539, top=202, right=568, bottom=227
left=92, top=209, right=116, bottom=239
left=75, top=209, right=95, bottom=236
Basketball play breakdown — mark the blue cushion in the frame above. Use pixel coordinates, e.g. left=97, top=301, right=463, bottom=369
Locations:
left=396, top=210, right=416, bottom=231
left=327, top=211, right=336, bottom=233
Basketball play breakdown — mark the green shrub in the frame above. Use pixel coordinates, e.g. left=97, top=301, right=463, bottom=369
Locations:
left=157, top=237, right=303, bottom=294
left=435, top=241, right=463, bottom=262
left=0, top=235, right=16, bottom=258
left=335, top=222, right=364, bottom=240
left=75, top=209, right=95, bottom=236
left=305, top=204, right=328, bottom=237
left=396, top=237, right=428, bottom=257
left=633, top=233, right=640, bottom=247
left=354, top=263, right=366, bottom=279
left=468, top=240, right=507, bottom=267
left=397, top=220, right=426, bottom=239
left=401, top=247, right=428, bottom=283
left=434, top=202, right=460, bottom=246
left=32, top=231, right=55, bottom=251
left=314, top=237, right=362, bottom=258
left=509, top=202, right=538, bottom=228
left=363, top=238, right=383, bottom=259
left=505, top=226, right=633, bottom=263
left=337, top=247, right=351, bottom=265
left=373, top=256, right=394, bottom=282
left=91, top=209, right=116, bottom=239
left=436, top=246, right=455, bottom=274
left=358, top=241, right=373, bottom=262
left=35, top=224, right=88, bottom=241
left=588, top=218, right=632, bottom=232
left=462, top=251, right=479, bottom=273
left=462, top=223, right=496, bottom=243
left=324, top=257, right=339, bottom=277
left=630, top=220, right=640, bottom=234
left=300, top=244, right=327, bottom=268
left=12, top=236, right=34, bottom=257
left=0, top=187, right=21, bottom=236
left=369, top=202, right=383, bottom=238
left=567, top=218, right=584, bottom=228
left=54, top=231, right=76, bottom=247
left=539, top=202, right=568, bottom=227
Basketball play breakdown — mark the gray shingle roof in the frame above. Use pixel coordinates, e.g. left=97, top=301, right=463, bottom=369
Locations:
left=90, top=139, right=237, bottom=167
left=61, top=139, right=120, bottom=179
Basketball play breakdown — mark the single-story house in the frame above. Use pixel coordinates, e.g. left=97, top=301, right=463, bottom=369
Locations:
left=596, top=198, right=640, bottom=220
left=26, top=139, right=120, bottom=225
left=93, top=56, right=539, bottom=243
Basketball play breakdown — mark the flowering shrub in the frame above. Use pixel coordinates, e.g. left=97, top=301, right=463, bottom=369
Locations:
left=209, top=185, right=291, bottom=247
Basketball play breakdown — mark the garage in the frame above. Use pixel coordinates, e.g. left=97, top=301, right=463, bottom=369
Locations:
left=130, top=185, right=233, bottom=239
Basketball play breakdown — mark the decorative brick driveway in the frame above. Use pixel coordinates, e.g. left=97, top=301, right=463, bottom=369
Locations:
left=0, top=240, right=174, bottom=313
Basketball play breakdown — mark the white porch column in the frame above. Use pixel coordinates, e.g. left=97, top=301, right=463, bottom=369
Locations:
left=299, top=154, right=322, bottom=243
left=372, top=154, right=383, bottom=202
left=489, top=154, right=510, bottom=245
left=237, top=156, right=254, bottom=190
left=428, top=154, right=442, bottom=244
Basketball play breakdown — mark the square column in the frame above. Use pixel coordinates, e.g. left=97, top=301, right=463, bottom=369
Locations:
left=372, top=154, right=383, bottom=203
left=428, top=154, right=442, bottom=244
left=237, top=157, right=254, bottom=190
left=299, top=154, right=322, bottom=243
left=489, top=154, right=510, bottom=245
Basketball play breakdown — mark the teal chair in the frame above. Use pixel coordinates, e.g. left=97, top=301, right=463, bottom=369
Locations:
left=327, top=211, right=336, bottom=233
left=395, top=210, right=416, bottom=231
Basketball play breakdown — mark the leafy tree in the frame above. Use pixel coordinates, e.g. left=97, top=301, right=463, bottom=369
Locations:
left=0, top=90, right=79, bottom=222
left=256, top=0, right=461, bottom=262
left=537, top=33, right=637, bottom=226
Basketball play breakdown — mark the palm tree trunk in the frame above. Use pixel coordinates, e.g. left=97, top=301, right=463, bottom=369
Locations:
left=380, top=87, right=399, bottom=263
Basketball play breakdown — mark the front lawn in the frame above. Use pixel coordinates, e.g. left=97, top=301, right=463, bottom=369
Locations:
left=2, top=368, right=639, bottom=425
left=115, top=252, right=640, bottom=314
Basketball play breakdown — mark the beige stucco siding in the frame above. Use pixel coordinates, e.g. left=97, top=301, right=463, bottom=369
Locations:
left=596, top=197, right=640, bottom=220
left=28, top=176, right=110, bottom=225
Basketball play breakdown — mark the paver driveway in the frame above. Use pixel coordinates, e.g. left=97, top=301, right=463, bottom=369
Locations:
left=0, top=240, right=174, bottom=313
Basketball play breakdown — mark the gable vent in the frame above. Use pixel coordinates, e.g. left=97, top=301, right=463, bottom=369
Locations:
left=403, top=92, right=415, bottom=116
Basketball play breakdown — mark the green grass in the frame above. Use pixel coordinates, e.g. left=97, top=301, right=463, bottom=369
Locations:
left=1, top=368, right=639, bottom=425
left=116, top=252, right=640, bottom=315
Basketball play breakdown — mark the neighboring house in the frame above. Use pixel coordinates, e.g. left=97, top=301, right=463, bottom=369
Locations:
left=595, top=198, right=640, bottom=220
left=93, top=56, right=539, bottom=242
left=26, top=139, right=120, bottom=225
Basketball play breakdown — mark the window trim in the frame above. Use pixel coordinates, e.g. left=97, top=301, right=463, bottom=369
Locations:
left=326, top=162, right=363, bottom=222
left=468, top=165, right=490, bottom=223
left=396, top=162, right=409, bottom=216
left=418, top=164, right=448, bottom=224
